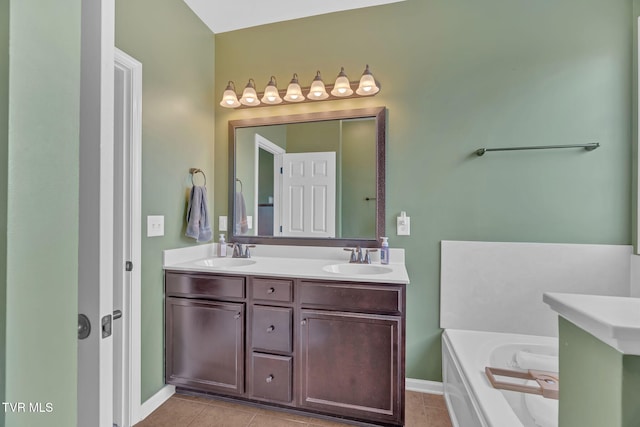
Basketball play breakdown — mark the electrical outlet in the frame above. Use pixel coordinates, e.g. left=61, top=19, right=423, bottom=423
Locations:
left=247, top=216, right=253, bottom=230
left=397, top=211, right=410, bottom=236
left=147, top=215, right=164, bottom=237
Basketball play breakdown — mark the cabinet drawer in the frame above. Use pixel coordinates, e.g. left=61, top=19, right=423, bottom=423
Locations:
left=252, top=278, right=293, bottom=303
left=300, top=281, right=402, bottom=314
left=252, top=306, right=293, bottom=353
left=251, top=353, right=292, bottom=403
left=165, top=272, right=245, bottom=299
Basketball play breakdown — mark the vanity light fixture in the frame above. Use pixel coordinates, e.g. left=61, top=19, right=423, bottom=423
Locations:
left=220, top=65, right=380, bottom=109
left=308, top=71, right=329, bottom=100
left=331, top=67, right=353, bottom=97
left=219, top=81, right=241, bottom=108
left=240, top=78, right=260, bottom=106
left=284, top=73, right=305, bottom=102
left=356, top=64, right=380, bottom=96
left=261, top=76, right=282, bottom=105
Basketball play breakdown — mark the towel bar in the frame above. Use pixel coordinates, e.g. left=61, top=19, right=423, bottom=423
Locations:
left=475, top=143, right=599, bottom=156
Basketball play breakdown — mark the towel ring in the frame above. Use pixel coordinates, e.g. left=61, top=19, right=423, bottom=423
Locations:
left=189, top=168, right=207, bottom=186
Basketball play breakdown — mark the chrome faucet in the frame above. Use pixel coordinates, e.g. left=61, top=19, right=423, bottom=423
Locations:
left=228, top=243, right=256, bottom=258
left=344, top=246, right=378, bottom=264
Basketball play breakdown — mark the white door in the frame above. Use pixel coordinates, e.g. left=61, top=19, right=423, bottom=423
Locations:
left=281, top=152, right=336, bottom=238
left=113, top=55, right=127, bottom=427
left=78, top=1, right=115, bottom=426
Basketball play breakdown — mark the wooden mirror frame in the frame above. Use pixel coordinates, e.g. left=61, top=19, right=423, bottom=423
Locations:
left=228, top=106, right=386, bottom=248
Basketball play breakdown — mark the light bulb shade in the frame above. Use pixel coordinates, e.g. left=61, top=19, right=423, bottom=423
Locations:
left=284, top=73, right=305, bottom=102
left=240, top=79, right=261, bottom=106
left=219, top=81, right=241, bottom=108
left=261, top=76, right=282, bottom=104
left=331, top=67, right=353, bottom=97
left=308, top=71, right=329, bottom=100
left=356, top=64, right=380, bottom=96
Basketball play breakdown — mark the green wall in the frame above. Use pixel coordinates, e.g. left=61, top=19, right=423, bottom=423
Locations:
left=559, top=318, right=640, bottom=427
left=215, top=0, right=632, bottom=381
left=115, top=0, right=215, bottom=401
left=5, top=0, right=81, bottom=425
left=235, top=127, right=258, bottom=232
left=634, top=2, right=639, bottom=253
left=0, top=0, right=9, bottom=423
left=342, top=120, right=376, bottom=238
left=258, top=150, right=274, bottom=205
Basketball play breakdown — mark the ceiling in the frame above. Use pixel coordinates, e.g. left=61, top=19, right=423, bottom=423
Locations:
left=184, top=0, right=405, bottom=34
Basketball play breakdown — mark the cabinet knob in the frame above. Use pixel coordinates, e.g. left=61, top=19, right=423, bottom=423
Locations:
left=266, top=374, right=274, bottom=383
left=234, top=312, right=241, bottom=319
left=267, top=287, right=275, bottom=294
left=301, top=319, right=307, bottom=325
left=267, top=325, right=275, bottom=333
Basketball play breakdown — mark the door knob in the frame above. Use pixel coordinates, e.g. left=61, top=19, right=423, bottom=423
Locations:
left=78, top=314, right=91, bottom=340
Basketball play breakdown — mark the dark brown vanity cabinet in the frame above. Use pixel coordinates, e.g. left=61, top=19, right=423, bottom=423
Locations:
left=248, top=277, right=295, bottom=405
left=164, top=271, right=406, bottom=427
left=165, top=272, right=246, bottom=395
left=299, top=281, right=405, bottom=426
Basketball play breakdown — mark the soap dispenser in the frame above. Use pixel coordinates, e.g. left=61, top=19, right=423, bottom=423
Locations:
left=380, top=237, right=390, bottom=265
left=217, top=234, right=227, bottom=257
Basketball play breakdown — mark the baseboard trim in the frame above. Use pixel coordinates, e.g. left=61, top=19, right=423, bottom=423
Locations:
left=137, top=385, right=175, bottom=423
left=406, top=378, right=444, bottom=395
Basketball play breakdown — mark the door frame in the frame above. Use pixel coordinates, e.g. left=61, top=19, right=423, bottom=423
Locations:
left=114, top=48, right=143, bottom=427
left=254, top=134, right=285, bottom=236
left=78, top=1, right=115, bottom=426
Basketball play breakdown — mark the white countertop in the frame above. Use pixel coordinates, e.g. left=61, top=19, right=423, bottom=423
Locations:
left=543, top=292, right=640, bottom=355
left=163, top=243, right=410, bottom=284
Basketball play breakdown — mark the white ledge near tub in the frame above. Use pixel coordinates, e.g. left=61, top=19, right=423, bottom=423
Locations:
left=163, top=243, right=410, bottom=284
left=543, top=292, right=640, bottom=355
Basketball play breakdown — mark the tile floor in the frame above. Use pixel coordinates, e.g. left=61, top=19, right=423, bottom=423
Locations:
left=135, top=391, right=452, bottom=427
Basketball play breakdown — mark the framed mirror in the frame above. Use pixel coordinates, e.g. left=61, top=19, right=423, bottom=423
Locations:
left=228, top=106, right=386, bottom=248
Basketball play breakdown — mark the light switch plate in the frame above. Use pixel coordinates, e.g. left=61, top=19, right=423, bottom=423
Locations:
left=219, top=216, right=228, bottom=231
left=147, top=215, right=164, bottom=237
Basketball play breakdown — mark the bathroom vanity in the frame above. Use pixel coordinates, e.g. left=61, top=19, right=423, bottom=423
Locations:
left=163, top=245, right=409, bottom=427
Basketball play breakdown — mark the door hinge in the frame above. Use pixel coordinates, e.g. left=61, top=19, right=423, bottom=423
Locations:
left=125, top=261, right=133, bottom=271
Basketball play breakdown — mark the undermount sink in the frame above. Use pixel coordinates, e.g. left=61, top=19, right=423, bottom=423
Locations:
left=195, top=258, right=256, bottom=268
left=322, top=263, right=393, bottom=275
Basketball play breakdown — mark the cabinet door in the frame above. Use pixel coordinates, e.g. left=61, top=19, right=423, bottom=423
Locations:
left=299, top=309, right=403, bottom=425
left=166, top=297, right=245, bottom=395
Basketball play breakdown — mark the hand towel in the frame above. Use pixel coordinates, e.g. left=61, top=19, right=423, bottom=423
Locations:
left=186, top=185, right=212, bottom=242
left=235, top=191, right=248, bottom=235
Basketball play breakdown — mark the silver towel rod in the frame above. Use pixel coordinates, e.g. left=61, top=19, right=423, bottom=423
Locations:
left=475, top=142, right=600, bottom=157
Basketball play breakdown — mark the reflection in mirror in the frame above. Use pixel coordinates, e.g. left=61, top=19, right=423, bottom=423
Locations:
left=229, top=107, right=386, bottom=247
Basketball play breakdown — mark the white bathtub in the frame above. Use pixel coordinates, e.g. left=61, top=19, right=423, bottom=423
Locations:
left=442, top=329, right=559, bottom=427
